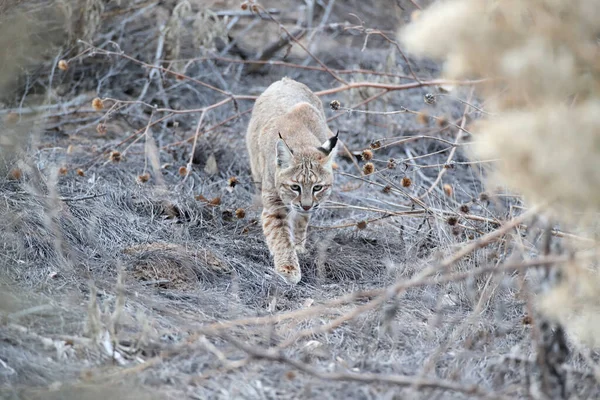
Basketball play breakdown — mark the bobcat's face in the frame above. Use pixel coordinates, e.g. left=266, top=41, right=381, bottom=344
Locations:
left=275, top=132, right=338, bottom=214
left=277, top=157, right=334, bottom=214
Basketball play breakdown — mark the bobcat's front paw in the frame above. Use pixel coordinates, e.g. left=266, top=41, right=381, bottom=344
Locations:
left=274, top=260, right=301, bottom=285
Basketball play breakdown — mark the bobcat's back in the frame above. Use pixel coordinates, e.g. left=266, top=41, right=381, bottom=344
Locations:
left=246, top=77, right=331, bottom=190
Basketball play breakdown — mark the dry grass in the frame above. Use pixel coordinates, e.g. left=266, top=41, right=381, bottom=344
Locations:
left=1, top=1, right=599, bottom=399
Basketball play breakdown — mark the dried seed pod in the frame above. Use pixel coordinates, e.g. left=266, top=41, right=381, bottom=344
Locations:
left=356, top=220, right=367, bottom=230
left=424, top=93, right=436, bottom=105
left=370, top=140, right=381, bottom=149
left=76, top=169, right=85, bottom=177
left=96, top=123, right=107, bottom=135
left=8, top=168, right=22, bottom=180
left=109, top=151, right=121, bottom=162
left=382, top=185, right=392, bottom=194
left=138, top=173, right=150, bottom=183
left=460, top=204, right=470, bottom=213
left=92, top=98, right=104, bottom=111
left=363, top=162, right=375, bottom=175
left=436, top=117, right=449, bottom=127
left=235, top=208, right=246, bottom=219
left=178, top=166, right=188, bottom=177
left=361, top=149, right=373, bottom=161
left=401, top=177, right=412, bottom=187
left=228, top=176, right=239, bottom=187
left=447, top=216, right=458, bottom=226
left=58, top=60, right=69, bottom=71
left=443, top=184, right=453, bottom=197
left=387, top=159, right=397, bottom=169
left=329, top=100, right=341, bottom=111
left=416, top=111, right=429, bottom=125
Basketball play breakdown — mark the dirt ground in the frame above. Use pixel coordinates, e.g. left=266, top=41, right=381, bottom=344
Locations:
left=0, top=1, right=598, bottom=399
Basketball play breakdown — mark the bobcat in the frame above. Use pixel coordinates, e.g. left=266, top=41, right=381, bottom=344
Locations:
left=246, top=77, right=338, bottom=284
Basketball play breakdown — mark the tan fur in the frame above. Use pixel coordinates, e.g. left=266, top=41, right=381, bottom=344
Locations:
left=246, top=77, right=338, bottom=284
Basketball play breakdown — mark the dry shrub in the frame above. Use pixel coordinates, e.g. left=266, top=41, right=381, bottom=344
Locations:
left=538, top=262, right=600, bottom=348
left=164, top=1, right=228, bottom=65
left=399, top=0, right=600, bottom=220
left=399, top=0, right=600, bottom=346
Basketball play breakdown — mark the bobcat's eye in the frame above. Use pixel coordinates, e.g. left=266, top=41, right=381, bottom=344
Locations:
left=313, top=185, right=323, bottom=192
left=290, top=184, right=301, bottom=192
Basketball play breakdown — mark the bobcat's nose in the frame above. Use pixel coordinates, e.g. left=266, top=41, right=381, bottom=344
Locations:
left=302, top=205, right=311, bottom=211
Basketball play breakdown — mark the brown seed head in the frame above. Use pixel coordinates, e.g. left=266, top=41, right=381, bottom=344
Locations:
left=424, top=93, right=436, bottom=105
left=479, top=192, right=490, bottom=202
left=58, top=166, right=68, bottom=175
left=76, top=168, right=85, bottom=177
left=285, top=370, right=296, bottom=380
left=8, top=168, right=22, bottom=180
left=452, top=226, right=461, bottom=236
left=96, top=123, right=107, bottom=135
left=241, top=2, right=248, bottom=10
left=92, top=98, right=104, bottom=111
left=58, top=60, right=69, bottom=71
left=175, top=74, right=185, bottom=81
left=235, top=208, right=246, bottom=219
left=447, top=216, right=458, bottom=226
left=251, top=4, right=258, bottom=12
left=383, top=185, right=392, bottom=194
left=109, top=151, right=121, bottom=162
left=209, top=197, right=221, bottom=206
left=361, top=149, right=373, bottom=161
left=356, top=220, right=368, bottom=230
left=401, top=176, right=412, bottom=188
left=416, top=111, right=429, bottom=125
left=460, top=204, right=470, bottom=213
left=138, top=173, right=150, bottom=183
left=228, top=176, right=239, bottom=187
left=436, top=117, right=449, bottom=128
left=370, top=140, right=381, bottom=149
left=363, top=162, right=375, bottom=175
left=178, top=166, right=188, bottom=177
left=329, top=100, right=341, bottom=111
left=443, top=183, right=453, bottom=197
left=387, top=159, right=397, bottom=169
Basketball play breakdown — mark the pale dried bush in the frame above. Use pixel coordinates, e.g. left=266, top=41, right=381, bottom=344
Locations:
left=399, top=0, right=600, bottom=347
left=399, top=0, right=600, bottom=218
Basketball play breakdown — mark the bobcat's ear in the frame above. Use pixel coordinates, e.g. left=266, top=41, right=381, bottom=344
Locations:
left=276, top=133, right=293, bottom=169
left=317, top=130, right=339, bottom=157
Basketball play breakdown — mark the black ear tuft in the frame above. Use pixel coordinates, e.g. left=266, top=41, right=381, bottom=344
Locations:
left=317, top=130, right=339, bottom=155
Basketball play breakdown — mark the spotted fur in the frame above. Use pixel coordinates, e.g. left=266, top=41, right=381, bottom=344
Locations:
left=246, top=78, right=338, bottom=284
